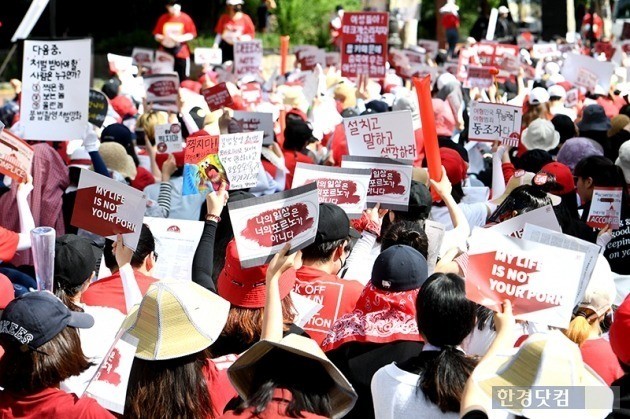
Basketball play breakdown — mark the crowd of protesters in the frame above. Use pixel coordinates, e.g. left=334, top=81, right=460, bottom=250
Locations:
left=0, top=0, right=629, bottom=418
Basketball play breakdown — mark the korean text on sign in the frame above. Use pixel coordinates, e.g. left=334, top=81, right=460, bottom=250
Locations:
left=469, top=101, right=523, bottom=147
left=340, top=12, right=389, bottom=78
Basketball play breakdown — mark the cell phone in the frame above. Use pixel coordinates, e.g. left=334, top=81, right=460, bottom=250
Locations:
left=135, top=129, right=146, bottom=146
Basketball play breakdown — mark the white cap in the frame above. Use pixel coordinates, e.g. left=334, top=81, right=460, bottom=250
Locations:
left=498, top=5, right=509, bottom=14
left=544, top=61, right=561, bottom=76
left=226, top=0, right=244, bottom=5
left=528, top=87, right=550, bottom=105
left=548, top=85, right=566, bottom=100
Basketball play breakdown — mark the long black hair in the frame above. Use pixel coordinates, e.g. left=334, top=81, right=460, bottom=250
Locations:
left=487, top=184, right=552, bottom=223
left=574, top=155, right=630, bottom=207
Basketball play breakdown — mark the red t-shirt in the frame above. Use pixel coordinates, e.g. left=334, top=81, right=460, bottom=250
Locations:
left=152, top=12, right=197, bottom=59
left=0, top=227, right=19, bottom=263
left=218, top=388, right=328, bottom=419
left=214, top=14, right=256, bottom=44
left=206, top=355, right=239, bottom=416
left=294, top=266, right=364, bottom=345
left=580, top=338, right=624, bottom=385
left=441, top=13, right=460, bottom=30
left=80, top=270, right=156, bottom=314
left=0, top=387, right=114, bottom=419
left=130, top=166, right=155, bottom=192
left=282, top=149, right=314, bottom=190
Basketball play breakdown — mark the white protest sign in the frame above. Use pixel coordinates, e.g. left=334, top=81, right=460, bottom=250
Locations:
left=155, top=122, right=183, bottom=154
left=343, top=110, right=417, bottom=160
left=234, top=40, right=263, bottom=78
left=228, top=183, right=320, bottom=268
left=21, top=39, right=91, bottom=141
left=151, top=50, right=175, bottom=74
left=143, top=217, right=205, bottom=282
left=194, top=47, right=223, bottom=65
left=586, top=187, right=623, bottom=230
left=341, top=156, right=412, bottom=211
left=488, top=205, right=561, bottom=239
left=466, top=227, right=584, bottom=328
left=575, top=67, right=598, bottom=92
left=532, top=43, right=559, bottom=59
left=143, top=73, right=180, bottom=113
left=561, top=53, right=615, bottom=91
left=107, top=53, right=133, bottom=74
left=565, top=88, right=579, bottom=108
left=70, top=169, right=147, bottom=251
left=131, top=47, right=154, bottom=66
left=219, top=131, right=264, bottom=190
left=292, top=163, right=372, bottom=218
left=232, top=111, right=274, bottom=145
left=469, top=101, right=523, bottom=147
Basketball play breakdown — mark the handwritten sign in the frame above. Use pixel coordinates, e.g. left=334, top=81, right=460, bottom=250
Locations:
left=193, top=47, right=223, bottom=66
left=234, top=40, right=263, bottom=78
left=202, top=82, right=234, bottom=112
left=292, top=163, right=372, bottom=218
left=343, top=110, right=416, bottom=160
left=587, top=187, right=623, bottom=230
left=71, top=169, right=147, bottom=250
left=469, top=101, right=522, bottom=147
left=88, top=89, right=108, bottom=128
left=0, top=129, right=33, bottom=183
left=155, top=123, right=183, bottom=154
left=143, top=73, right=179, bottom=113
left=340, top=12, right=389, bottom=78
left=219, top=131, right=264, bottom=190
left=341, top=156, right=412, bottom=211
left=466, top=66, right=494, bottom=89
left=151, top=50, right=175, bottom=74
left=22, top=39, right=91, bottom=141
left=466, top=227, right=584, bottom=328
left=228, top=183, right=320, bottom=268
left=575, top=68, right=598, bottom=92
left=183, top=134, right=226, bottom=196
left=233, top=111, right=274, bottom=146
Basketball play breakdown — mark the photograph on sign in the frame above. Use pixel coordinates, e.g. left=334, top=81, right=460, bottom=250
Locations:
left=155, top=123, right=183, bottom=154
left=183, top=134, right=226, bottom=196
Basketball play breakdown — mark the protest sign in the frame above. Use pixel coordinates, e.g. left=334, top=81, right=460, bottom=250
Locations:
left=586, top=187, right=623, bottom=230
left=488, top=205, right=561, bottom=239
left=201, top=82, right=234, bottom=112
left=466, top=227, right=584, bottom=328
left=143, top=217, right=204, bottom=282
left=240, top=82, right=263, bottom=109
left=151, top=50, right=175, bottom=74
left=565, top=88, right=579, bottom=108
left=21, top=39, right=91, bottom=141
left=532, top=43, right=559, bottom=59
left=154, top=122, right=183, bottom=154
left=219, top=131, right=264, bottom=190
left=575, top=67, right=598, bottom=92
left=343, top=110, right=417, bottom=160
left=468, top=101, right=522, bottom=147
left=107, top=53, right=133, bottom=75
left=84, top=332, right=139, bottom=414
left=71, top=170, right=147, bottom=250
left=417, top=39, right=439, bottom=57
left=404, top=48, right=426, bottom=65
left=143, top=73, right=180, bottom=113
left=291, top=291, right=324, bottom=329
left=341, top=156, right=412, bottom=211
left=297, top=48, right=326, bottom=71
left=424, top=219, right=445, bottom=275
left=88, top=89, right=109, bottom=128
left=182, top=134, right=226, bottom=196
left=292, top=163, right=372, bottom=218
left=561, top=53, right=615, bottom=91
left=340, top=12, right=389, bottom=78
left=131, top=47, right=154, bottom=67
left=465, top=66, right=495, bottom=89
left=0, top=129, right=33, bottom=183
left=594, top=41, right=616, bottom=60
left=475, top=42, right=520, bottom=77
left=234, top=40, right=263, bottom=78
left=228, top=183, right=320, bottom=268
left=193, top=47, right=223, bottom=66
left=233, top=111, right=274, bottom=145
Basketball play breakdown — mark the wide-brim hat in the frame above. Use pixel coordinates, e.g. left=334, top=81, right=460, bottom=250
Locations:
left=490, top=170, right=535, bottom=205
left=99, top=142, right=137, bottom=180
left=228, top=334, right=358, bottom=418
left=521, top=119, right=560, bottom=151
left=615, top=140, right=630, bottom=184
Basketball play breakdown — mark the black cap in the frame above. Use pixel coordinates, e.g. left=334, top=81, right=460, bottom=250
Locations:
left=370, top=245, right=428, bottom=291
left=362, top=99, right=389, bottom=115
left=101, top=123, right=136, bottom=146
left=0, top=291, right=94, bottom=350
left=315, top=203, right=361, bottom=243
left=408, top=181, right=432, bottom=218
left=54, top=234, right=97, bottom=289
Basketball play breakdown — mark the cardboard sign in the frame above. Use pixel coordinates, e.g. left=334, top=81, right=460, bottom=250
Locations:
left=561, top=53, right=615, bottom=91
left=151, top=50, right=175, bottom=74
left=201, top=82, right=234, bottom=112
left=469, top=101, right=522, bottom=147
left=343, top=110, right=417, bottom=160
left=71, top=169, right=147, bottom=250
left=143, top=73, right=180, bottom=113
left=232, top=111, right=274, bottom=146
left=340, top=12, right=389, bottom=78
left=193, top=47, right=223, bottom=65
left=292, top=163, right=372, bottom=218
left=143, top=217, right=204, bottom=282
left=228, top=183, right=320, bottom=268
left=234, top=40, right=263, bottom=78
left=154, top=122, right=183, bottom=154
left=488, top=205, right=561, bottom=239
left=565, top=88, right=579, bottom=108
left=466, top=66, right=494, bottom=89
left=84, top=332, right=139, bottom=414
left=131, top=47, right=154, bottom=66
left=466, top=227, right=585, bottom=328
left=0, top=129, right=34, bottom=183
left=21, top=39, right=91, bottom=141
left=182, top=134, right=226, bottom=196
left=417, top=39, right=439, bottom=57
left=341, top=156, right=412, bottom=211
left=88, top=89, right=109, bottom=128
left=586, top=187, right=623, bottom=230
left=219, top=131, right=264, bottom=190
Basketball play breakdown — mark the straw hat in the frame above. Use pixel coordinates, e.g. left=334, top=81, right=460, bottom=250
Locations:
left=228, top=334, right=358, bottom=418
left=490, top=170, right=535, bottom=205
left=98, top=142, right=137, bottom=180
left=124, top=281, right=230, bottom=360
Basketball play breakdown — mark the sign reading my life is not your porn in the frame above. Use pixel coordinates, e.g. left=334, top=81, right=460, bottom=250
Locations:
left=586, top=187, right=623, bottom=230
left=0, top=128, right=33, bottom=183
left=469, top=101, right=523, bottom=148
left=71, top=169, right=147, bottom=251
left=21, top=38, right=91, bottom=141
left=341, top=156, right=413, bottom=211
left=343, top=110, right=417, bottom=160
left=466, top=227, right=585, bottom=329
left=291, top=163, right=372, bottom=218
left=228, top=183, right=320, bottom=269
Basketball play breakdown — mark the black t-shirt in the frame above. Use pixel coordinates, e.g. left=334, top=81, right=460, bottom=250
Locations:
left=608, top=372, right=630, bottom=418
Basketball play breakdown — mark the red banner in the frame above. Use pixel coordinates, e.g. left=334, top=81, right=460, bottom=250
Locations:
left=340, top=12, right=389, bottom=78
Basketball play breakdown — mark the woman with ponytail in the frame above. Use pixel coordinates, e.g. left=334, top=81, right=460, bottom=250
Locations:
left=371, top=272, right=478, bottom=418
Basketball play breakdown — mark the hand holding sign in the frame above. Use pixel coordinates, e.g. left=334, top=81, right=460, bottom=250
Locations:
left=206, top=181, right=229, bottom=219
left=113, top=234, right=134, bottom=268
left=267, top=243, right=302, bottom=282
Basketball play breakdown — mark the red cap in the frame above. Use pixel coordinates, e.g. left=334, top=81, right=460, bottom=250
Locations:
left=440, top=147, right=467, bottom=185
left=156, top=151, right=185, bottom=170
left=217, top=241, right=297, bottom=308
left=110, top=95, right=138, bottom=119
left=610, top=294, right=630, bottom=366
left=540, top=162, right=575, bottom=195
left=0, top=274, right=14, bottom=310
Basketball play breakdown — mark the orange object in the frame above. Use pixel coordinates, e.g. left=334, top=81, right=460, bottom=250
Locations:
left=280, top=35, right=290, bottom=74
left=412, top=76, right=442, bottom=201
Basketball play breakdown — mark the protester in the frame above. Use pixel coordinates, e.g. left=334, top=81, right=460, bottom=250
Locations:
left=213, top=0, right=256, bottom=63
left=440, top=0, right=460, bottom=58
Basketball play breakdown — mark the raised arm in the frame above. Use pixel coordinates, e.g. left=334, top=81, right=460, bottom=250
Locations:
left=16, top=176, right=35, bottom=251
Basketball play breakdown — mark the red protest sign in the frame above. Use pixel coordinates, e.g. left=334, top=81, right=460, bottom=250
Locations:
left=465, top=66, right=495, bottom=89
left=476, top=42, right=520, bottom=78
left=0, top=129, right=33, bottom=183
left=340, top=12, right=389, bottom=78
left=240, top=82, right=263, bottom=108
left=586, top=187, right=623, bottom=230
left=184, top=134, right=219, bottom=164
left=201, top=82, right=234, bottom=112
left=594, top=41, right=616, bottom=60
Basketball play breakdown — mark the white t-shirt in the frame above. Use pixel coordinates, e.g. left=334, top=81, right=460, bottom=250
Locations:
left=430, top=202, right=490, bottom=231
